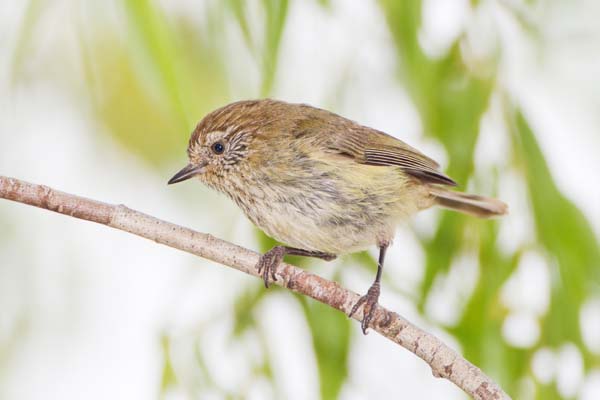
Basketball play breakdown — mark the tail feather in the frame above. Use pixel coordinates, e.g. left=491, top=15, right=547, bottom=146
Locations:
left=430, top=188, right=508, bottom=218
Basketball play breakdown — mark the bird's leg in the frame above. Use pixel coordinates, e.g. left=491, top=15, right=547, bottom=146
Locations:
left=256, top=246, right=337, bottom=288
left=349, top=244, right=388, bottom=334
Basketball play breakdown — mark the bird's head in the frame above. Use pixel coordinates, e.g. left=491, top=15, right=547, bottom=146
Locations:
left=168, top=99, right=283, bottom=188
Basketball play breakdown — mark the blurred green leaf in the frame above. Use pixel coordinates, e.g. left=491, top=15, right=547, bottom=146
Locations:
left=159, top=335, right=177, bottom=390
left=316, top=0, right=331, bottom=8
left=225, top=0, right=252, bottom=49
left=452, top=224, right=523, bottom=391
left=124, top=0, right=188, bottom=125
left=232, top=285, right=266, bottom=337
left=225, top=0, right=289, bottom=96
left=256, top=229, right=279, bottom=254
left=298, top=296, right=351, bottom=400
left=511, top=109, right=600, bottom=354
left=10, top=0, right=45, bottom=86
left=80, top=3, right=229, bottom=166
left=82, top=40, right=184, bottom=165
left=260, top=0, right=289, bottom=95
left=378, top=0, right=494, bottom=307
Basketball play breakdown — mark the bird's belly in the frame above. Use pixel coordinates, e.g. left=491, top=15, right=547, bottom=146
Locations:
left=228, top=160, right=432, bottom=255
left=238, top=186, right=402, bottom=255
left=251, top=200, right=383, bottom=254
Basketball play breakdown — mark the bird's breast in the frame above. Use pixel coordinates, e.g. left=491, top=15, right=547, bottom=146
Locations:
left=220, top=157, right=430, bottom=254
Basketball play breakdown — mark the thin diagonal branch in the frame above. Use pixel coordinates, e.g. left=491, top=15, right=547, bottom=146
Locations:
left=0, top=175, right=510, bottom=400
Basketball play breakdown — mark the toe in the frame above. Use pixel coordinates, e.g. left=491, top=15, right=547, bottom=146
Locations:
left=262, top=268, right=269, bottom=288
left=270, top=264, right=278, bottom=282
left=361, top=305, right=373, bottom=334
left=349, top=295, right=367, bottom=318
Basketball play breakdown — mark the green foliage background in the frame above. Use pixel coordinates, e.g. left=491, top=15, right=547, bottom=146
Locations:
left=8, top=0, right=600, bottom=399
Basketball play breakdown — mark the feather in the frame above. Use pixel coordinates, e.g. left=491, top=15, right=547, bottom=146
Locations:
left=325, top=123, right=457, bottom=187
left=429, top=187, right=508, bottom=218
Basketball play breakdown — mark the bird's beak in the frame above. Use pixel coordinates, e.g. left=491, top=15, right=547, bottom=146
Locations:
left=168, top=163, right=205, bottom=185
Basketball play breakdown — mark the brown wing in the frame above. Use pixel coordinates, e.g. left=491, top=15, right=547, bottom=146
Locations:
left=328, top=125, right=457, bottom=186
left=288, top=103, right=457, bottom=186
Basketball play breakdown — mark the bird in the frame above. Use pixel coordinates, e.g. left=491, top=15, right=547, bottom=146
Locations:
left=168, top=99, right=507, bottom=334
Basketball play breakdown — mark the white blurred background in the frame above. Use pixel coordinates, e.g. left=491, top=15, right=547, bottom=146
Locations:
left=1, top=1, right=599, bottom=399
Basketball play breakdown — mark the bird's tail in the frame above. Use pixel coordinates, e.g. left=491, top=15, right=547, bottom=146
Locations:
left=429, top=187, right=508, bottom=218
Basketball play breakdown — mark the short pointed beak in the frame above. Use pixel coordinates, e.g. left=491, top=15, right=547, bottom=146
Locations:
left=168, top=163, right=204, bottom=185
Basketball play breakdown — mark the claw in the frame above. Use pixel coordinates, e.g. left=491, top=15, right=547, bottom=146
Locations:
left=256, top=246, right=337, bottom=289
left=349, top=296, right=367, bottom=318
left=348, top=281, right=381, bottom=334
left=255, top=246, right=286, bottom=288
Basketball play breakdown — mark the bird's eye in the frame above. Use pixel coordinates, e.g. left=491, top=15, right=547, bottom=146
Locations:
left=211, top=141, right=225, bottom=155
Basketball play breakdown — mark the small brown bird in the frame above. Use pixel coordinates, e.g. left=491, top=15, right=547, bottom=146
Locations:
left=168, top=99, right=507, bottom=333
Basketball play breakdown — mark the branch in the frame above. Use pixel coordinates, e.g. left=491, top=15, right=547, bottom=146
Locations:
left=0, top=175, right=510, bottom=400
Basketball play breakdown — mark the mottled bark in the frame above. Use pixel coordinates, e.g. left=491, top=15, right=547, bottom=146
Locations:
left=0, top=175, right=510, bottom=400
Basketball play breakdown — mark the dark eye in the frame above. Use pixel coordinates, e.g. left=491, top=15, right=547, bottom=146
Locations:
left=211, top=141, right=225, bottom=154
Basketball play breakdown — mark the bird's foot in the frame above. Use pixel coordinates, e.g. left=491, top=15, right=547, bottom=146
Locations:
left=256, top=246, right=286, bottom=288
left=349, top=281, right=381, bottom=334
